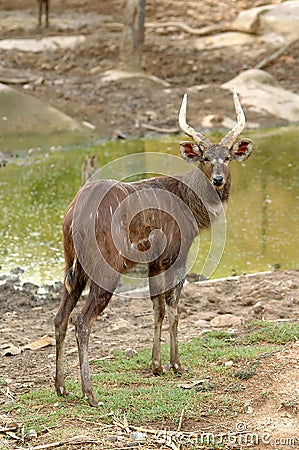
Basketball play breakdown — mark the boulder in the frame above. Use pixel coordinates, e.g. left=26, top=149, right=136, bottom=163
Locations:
left=222, top=69, right=299, bottom=123
left=195, top=2, right=299, bottom=51
left=260, top=1, right=299, bottom=39
left=233, top=1, right=299, bottom=40
left=0, top=83, right=92, bottom=138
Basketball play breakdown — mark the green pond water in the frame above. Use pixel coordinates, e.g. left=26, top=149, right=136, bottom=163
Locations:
left=0, top=126, right=298, bottom=286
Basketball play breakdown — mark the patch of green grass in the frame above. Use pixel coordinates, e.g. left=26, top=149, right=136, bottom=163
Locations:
left=4, top=321, right=298, bottom=442
left=240, top=320, right=299, bottom=344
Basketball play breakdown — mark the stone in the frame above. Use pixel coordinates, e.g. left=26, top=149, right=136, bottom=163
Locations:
left=195, top=32, right=256, bottom=51
left=125, top=347, right=138, bottom=358
left=252, top=301, right=265, bottom=314
left=181, top=283, right=201, bottom=298
left=246, top=405, right=254, bottom=414
left=225, top=360, right=234, bottom=368
left=194, top=319, right=211, bottom=328
left=2, top=344, right=22, bottom=356
left=131, top=431, right=147, bottom=441
left=10, top=267, right=24, bottom=275
left=222, top=69, right=299, bottom=123
left=0, top=35, right=86, bottom=53
left=106, top=318, right=132, bottom=333
left=261, top=1, right=299, bottom=39
left=210, top=314, right=243, bottom=328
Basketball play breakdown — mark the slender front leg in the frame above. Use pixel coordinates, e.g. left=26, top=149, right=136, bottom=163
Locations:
left=76, top=282, right=114, bottom=406
left=151, top=295, right=165, bottom=375
left=167, top=302, right=183, bottom=373
left=165, top=281, right=184, bottom=374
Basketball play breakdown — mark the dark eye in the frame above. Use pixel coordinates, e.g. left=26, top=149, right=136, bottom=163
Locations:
left=203, top=157, right=210, bottom=162
left=224, top=156, right=230, bottom=162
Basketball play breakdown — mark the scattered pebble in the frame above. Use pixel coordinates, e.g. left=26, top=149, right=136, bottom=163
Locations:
left=125, top=347, right=138, bottom=358
left=131, top=431, right=147, bottom=441
left=24, top=429, right=38, bottom=440
left=225, top=360, right=234, bottom=367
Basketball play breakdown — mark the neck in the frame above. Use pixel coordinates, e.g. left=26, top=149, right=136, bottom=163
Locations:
left=177, top=167, right=231, bottom=231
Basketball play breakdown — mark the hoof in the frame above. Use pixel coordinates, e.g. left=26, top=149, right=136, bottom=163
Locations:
left=55, top=385, right=69, bottom=397
left=151, top=361, right=164, bottom=376
left=84, top=393, right=104, bottom=407
left=170, top=363, right=187, bottom=375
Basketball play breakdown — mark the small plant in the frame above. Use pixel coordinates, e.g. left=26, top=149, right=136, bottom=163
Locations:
left=260, top=390, right=273, bottom=399
left=0, top=375, right=8, bottom=386
left=234, top=367, right=256, bottom=380
left=281, top=397, right=299, bottom=414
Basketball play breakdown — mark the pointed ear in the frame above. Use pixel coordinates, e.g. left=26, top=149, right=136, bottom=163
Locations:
left=180, top=141, right=203, bottom=163
left=231, top=138, right=252, bottom=161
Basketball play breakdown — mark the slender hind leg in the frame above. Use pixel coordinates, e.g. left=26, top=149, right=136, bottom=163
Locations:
left=165, top=280, right=185, bottom=374
left=151, top=295, right=165, bottom=375
left=76, top=281, right=116, bottom=406
left=54, top=266, right=86, bottom=396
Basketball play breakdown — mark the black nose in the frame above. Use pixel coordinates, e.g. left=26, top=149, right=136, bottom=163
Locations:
left=213, top=175, right=224, bottom=186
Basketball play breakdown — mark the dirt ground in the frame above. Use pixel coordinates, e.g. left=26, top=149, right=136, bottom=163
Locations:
left=0, top=0, right=298, bottom=139
left=0, top=1, right=298, bottom=448
left=0, top=269, right=298, bottom=448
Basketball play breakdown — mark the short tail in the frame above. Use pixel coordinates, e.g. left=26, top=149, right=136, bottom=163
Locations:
left=64, top=257, right=78, bottom=294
